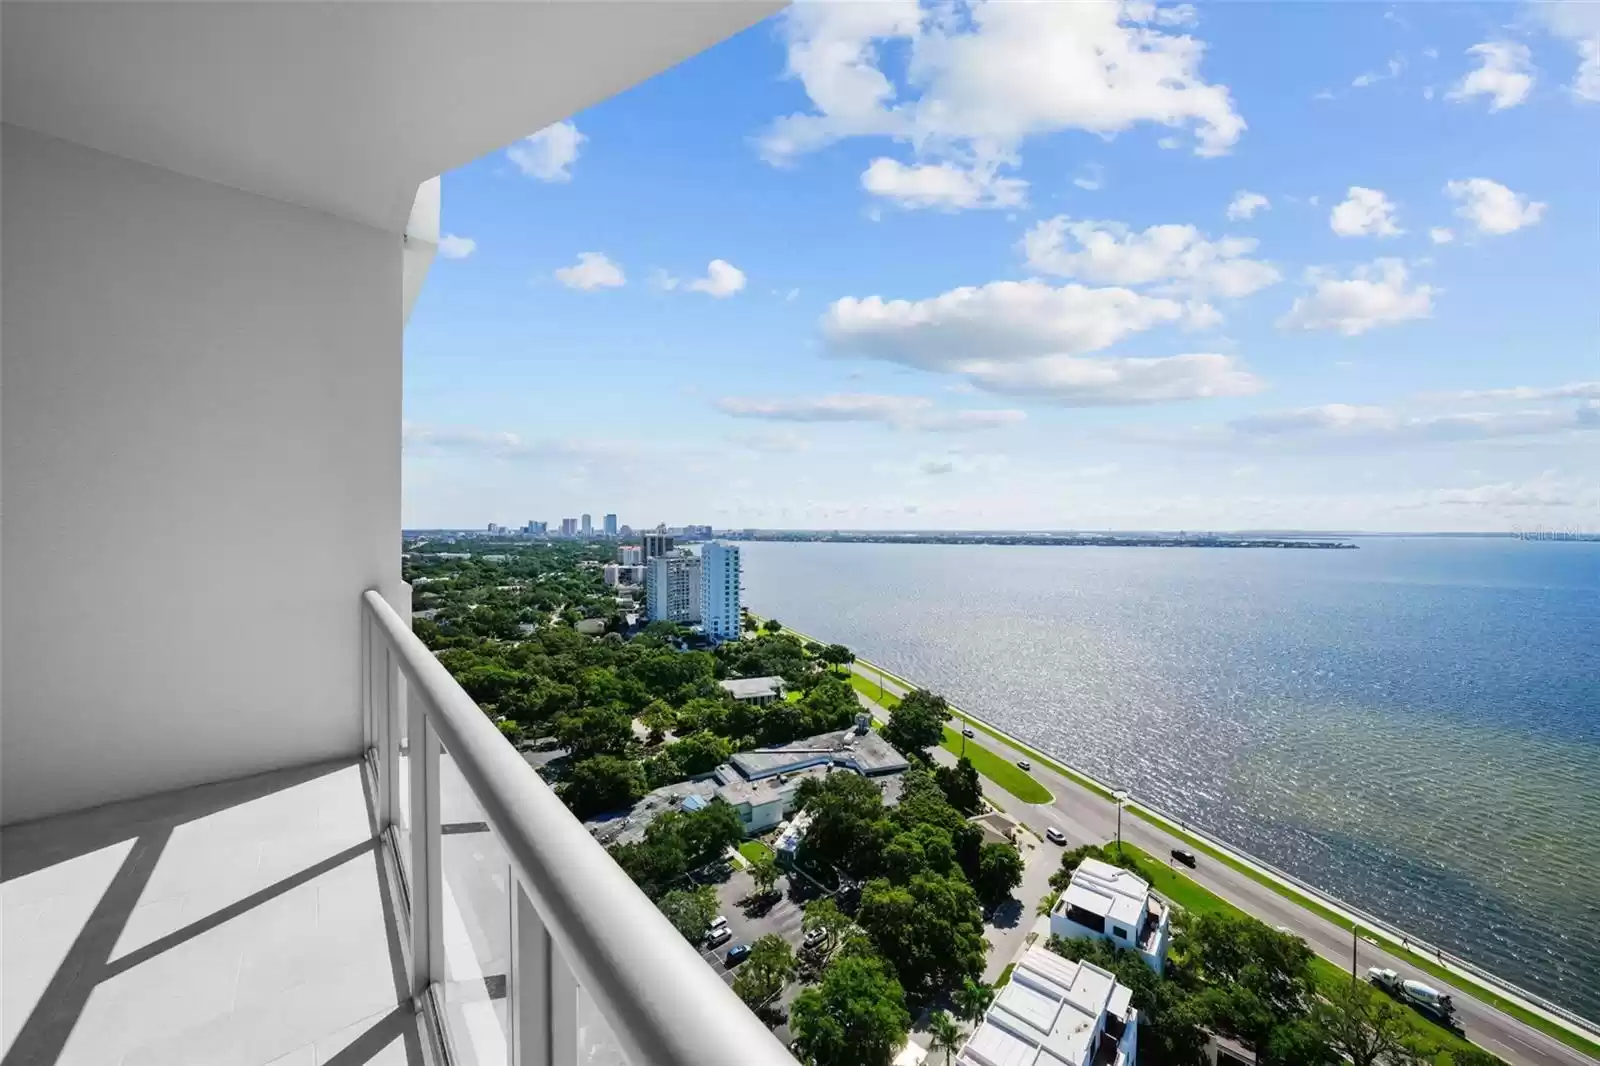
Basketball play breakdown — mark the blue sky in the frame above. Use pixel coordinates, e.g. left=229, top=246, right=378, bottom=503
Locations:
left=403, top=1, right=1599, bottom=532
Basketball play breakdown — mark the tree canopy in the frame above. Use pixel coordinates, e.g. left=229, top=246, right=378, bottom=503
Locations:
left=882, top=689, right=950, bottom=757
left=791, top=955, right=911, bottom=1066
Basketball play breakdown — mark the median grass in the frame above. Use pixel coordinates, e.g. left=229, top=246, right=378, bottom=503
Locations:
left=787, top=624, right=1600, bottom=1056
left=848, top=672, right=901, bottom=709
left=941, top=725, right=1052, bottom=804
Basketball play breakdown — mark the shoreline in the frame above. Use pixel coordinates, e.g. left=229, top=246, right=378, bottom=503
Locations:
left=768, top=618, right=1600, bottom=1058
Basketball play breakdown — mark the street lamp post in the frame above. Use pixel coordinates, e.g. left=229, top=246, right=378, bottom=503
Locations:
left=1112, top=789, right=1130, bottom=859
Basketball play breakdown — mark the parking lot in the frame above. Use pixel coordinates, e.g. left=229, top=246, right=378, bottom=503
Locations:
left=695, top=866, right=820, bottom=1045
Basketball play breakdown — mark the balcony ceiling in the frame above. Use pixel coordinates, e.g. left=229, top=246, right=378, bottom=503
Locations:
left=1, top=0, right=782, bottom=234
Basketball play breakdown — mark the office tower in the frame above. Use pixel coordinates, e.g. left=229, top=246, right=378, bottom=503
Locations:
left=641, top=531, right=674, bottom=566
left=560, top=517, right=577, bottom=537
left=604, top=513, right=618, bottom=536
left=581, top=513, right=592, bottom=537
left=700, top=541, right=741, bottom=642
left=646, top=551, right=701, bottom=624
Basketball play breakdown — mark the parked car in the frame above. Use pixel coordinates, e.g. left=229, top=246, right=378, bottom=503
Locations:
left=1171, top=848, right=1198, bottom=868
left=962, top=727, right=976, bottom=738
left=725, top=943, right=751, bottom=966
left=803, top=927, right=828, bottom=951
left=709, top=914, right=729, bottom=932
left=1017, top=759, right=1031, bottom=771
left=1046, top=827, right=1068, bottom=845
left=706, top=926, right=733, bottom=948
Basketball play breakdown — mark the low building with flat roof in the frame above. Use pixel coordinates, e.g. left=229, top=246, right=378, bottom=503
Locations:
left=718, top=675, right=785, bottom=705
left=957, top=945, right=1138, bottom=1066
left=711, top=717, right=909, bottom=833
left=1050, top=857, right=1170, bottom=972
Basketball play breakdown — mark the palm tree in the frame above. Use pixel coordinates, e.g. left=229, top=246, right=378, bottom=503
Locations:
left=927, top=1010, right=963, bottom=1066
left=953, top=977, right=995, bottom=1027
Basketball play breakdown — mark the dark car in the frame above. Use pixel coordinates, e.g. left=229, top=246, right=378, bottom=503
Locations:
left=725, top=943, right=751, bottom=966
left=1171, top=848, right=1198, bottom=868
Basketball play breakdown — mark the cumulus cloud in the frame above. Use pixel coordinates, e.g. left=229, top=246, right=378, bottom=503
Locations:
left=862, top=158, right=1028, bottom=210
left=1530, top=1, right=1600, bottom=101
left=1278, top=259, right=1436, bottom=335
left=1429, top=227, right=1455, bottom=244
left=957, top=352, right=1264, bottom=405
left=1329, top=186, right=1403, bottom=237
left=437, top=234, right=476, bottom=259
left=554, top=252, right=625, bottom=291
left=687, top=259, right=748, bottom=297
left=507, top=121, right=586, bottom=182
left=714, top=392, right=1026, bottom=432
left=1021, top=217, right=1280, bottom=299
left=760, top=1, right=1244, bottom=210
left=1444, top=178, right=1546, bottom=235
left=1447, top=41, right=1535, bottom=111
left=1226, top=191, right=1270, bottom=220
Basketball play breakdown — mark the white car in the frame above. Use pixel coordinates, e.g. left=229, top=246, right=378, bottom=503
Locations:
left=708, top=914, right=728, bottom=932
left=705, top=926, right=733, bottom=948
left=1046, top=827, right=1068, bottom=845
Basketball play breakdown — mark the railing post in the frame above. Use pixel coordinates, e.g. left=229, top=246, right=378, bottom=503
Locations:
left=550, top=944, right=579, bottom=1065
left=384, top=644, right=403, bottom=831
left=410, top=692, right=444, bottom=999
left=510, top=884, right=552, bottom=1066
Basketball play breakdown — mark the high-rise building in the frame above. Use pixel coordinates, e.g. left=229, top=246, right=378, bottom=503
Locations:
left=618, top=545, right=643, bottom=566
left=524, top=520, right=547, bottom=535
left=700, top=541, right=742, bottom=642
left=641, top=531, right=674, bottom=566
left=647, top=551, right=701, bottom=624
left=581, top=513, right=592, bottom=537
left=603, top=513, right=618, bottom=536
left=560, top=517, right=577, bottom=537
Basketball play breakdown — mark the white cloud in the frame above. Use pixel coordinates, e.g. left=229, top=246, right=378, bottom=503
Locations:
left=1329, top=186, right=1403, bottom=237
left=1226, top=190, right=1270, bottom=220
left=1449, top=381, right=1600, bottom=401
left=1531, top=2, right=1600, bottom=101
left=402, top=423, right=638, bottom=464
left=437, top=234, right=476, bottom=259
left=1073, top=164, right=1106, bottom=192
left=957, top=352, right=1264, bottom=405
left=1447, top=42, right=1535, bottom=111
left=1278, top=259, right=1435, bottom=335
left=760, top=1, right=1245, bottom=211
left=1444, top=178, right=1547, bottom=235
left=506, top=121, right=586, bottom=182
left=1353, top=56, right=1404, bottom=88
left=1020, top=217, right=1280, bottom=298
left=554, top=252, right=625, bottom=291
left=1428, top=476, right=1589, bottom=509
left=650, top=268, right=681, bottom=292
left=714, top=393, right=1026, bottom=432
left=687, top=259, right=748, bottom=298
left=861, top=157, right=1027, bottom=210
left=1152, top=400, right=1599, bottom=449
left=1429, top=227, right=1455, bottom=244
left=824, top=279, right=1184, bottom=367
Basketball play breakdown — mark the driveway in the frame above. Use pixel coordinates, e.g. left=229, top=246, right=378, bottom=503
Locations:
left=696, top=867, right=815, bottom=1046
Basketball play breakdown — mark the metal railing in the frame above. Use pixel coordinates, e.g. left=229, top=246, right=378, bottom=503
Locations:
left=361, top=589, right=798, bottom=1066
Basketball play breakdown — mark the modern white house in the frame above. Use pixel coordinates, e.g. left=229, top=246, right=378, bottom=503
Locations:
left=699, top=541, right=742, bottom=642
left=1050, top=858, right=1172, bottom=972
left=957, top=945, right=1139, bottom=1066
left=647, top=550, right=702, bottom=624
left=0, top=4, right=792, bottom=1066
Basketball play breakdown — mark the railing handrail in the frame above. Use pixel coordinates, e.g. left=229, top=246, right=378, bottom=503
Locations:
left=363, top=590, right=797, bottom=1066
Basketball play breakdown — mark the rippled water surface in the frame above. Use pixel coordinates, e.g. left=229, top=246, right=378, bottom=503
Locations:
left=738, top=538, right=1600, bottom=1016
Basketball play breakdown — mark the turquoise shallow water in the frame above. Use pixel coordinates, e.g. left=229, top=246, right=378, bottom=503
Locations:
left=737, top=537, right=1600, bottom=1017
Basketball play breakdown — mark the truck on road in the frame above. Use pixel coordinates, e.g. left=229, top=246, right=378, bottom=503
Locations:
left=1367, top=967, right=1459, bottom=1028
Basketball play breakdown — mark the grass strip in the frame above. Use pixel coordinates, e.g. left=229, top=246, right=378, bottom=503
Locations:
left=739, top=840, right=775, bottom=865
left=939, top=725, right=1052, bottom=804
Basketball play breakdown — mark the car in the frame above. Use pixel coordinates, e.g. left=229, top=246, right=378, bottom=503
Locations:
left=1017, top=759, right=1032, bottom=771
left=803, top=927, right=828, bottom=951
left=962, top=727, right=976, bottom=738
left=1046, top=827, right=1068, bottom=845
left=709, top=914, right=729, bottom=932
left=705, top=926, right=733, bottom=948
left=725, top=943, right=751, bottom=966
left=1171, top=848, right=1198, bottom=868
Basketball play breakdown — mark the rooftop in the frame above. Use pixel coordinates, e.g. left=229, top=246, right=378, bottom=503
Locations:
left=958, top=946, right=1134, bottom=1066
left=718, top=676, right=785, bottom=700
left=1057, top=858, right=1151, bottom=929
left=727, top=725, right=909, bottom=782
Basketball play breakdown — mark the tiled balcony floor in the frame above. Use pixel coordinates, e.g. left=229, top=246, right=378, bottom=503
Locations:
left=2, top=759, right=424, bottom=1066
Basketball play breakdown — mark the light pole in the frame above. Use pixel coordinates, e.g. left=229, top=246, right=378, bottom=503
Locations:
left=1112, top=790, right=1129, bottom=859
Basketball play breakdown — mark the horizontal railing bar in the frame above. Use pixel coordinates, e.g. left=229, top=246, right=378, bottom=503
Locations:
left=363, top=590, right=796, bottom=1066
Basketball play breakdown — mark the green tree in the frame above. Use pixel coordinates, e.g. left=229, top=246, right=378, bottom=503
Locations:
left=802, top=897, right=851, bottom=957
left=750, top=853, right=782, bottom=897
left=795, top=772, right=891, bottom=880
left=821, top=643, right=856, bottom=674
left=656, top=885, right=717, bottom=943
left=1173, top=912, right=1319, bottom=1054
left=800, top=676, right=862, bottom=734
left=742, top=614, right=759, bottom=632
left=1312, top=981, right=1425, bottom=1066
left=561, top=755, right=645, bottom=819
left=672, top=799, right=745, bottom=869
left=666, top=730, right=732, bottom=776
left=935, top=757, right=984, bottom=815
left=927, top=1010, right=963, bottom=1066
left=973, top=842, right=1025, bottom=910
left=791, top=955, right=911, bottom=1066
left=953, top=977, right=994, bottom=1026
left=882, top=689, right=949, bottom=757
left=555, top=705, right=634, bottom=761
left=733, top=934, right=797, bottom=1010
left=857, top=872, right=988, bottom=1001
left=763, top=618, right=783, bottom=633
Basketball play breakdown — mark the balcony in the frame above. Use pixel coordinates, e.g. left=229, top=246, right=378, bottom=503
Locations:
left=2, top=592, right=798, bottom=1066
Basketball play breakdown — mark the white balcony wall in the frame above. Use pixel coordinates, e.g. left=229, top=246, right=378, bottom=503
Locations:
left=1, top=125, right=405, bottom=822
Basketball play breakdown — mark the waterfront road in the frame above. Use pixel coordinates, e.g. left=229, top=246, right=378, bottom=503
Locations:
left=849, top=665, right=1595, bottom=1066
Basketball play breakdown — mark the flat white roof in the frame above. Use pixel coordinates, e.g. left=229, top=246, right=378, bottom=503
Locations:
left=1060, top=858, right=1149, bottom=928
left=719, top=676, right=784, bottom=699
left=956, top=946, right=1132, bottom=1066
